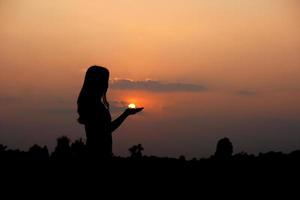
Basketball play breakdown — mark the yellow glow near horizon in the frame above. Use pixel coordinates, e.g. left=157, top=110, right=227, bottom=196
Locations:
left=128, top=103, right=136, bottom=109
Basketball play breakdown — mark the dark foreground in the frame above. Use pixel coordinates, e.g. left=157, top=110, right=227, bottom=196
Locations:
left=1, top=154, right=299, bottom=197
left=1, top=137, right=299, bottom=195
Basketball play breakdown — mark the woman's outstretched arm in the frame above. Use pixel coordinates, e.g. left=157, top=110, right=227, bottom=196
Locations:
left=110, top=108, right=144, bottom=133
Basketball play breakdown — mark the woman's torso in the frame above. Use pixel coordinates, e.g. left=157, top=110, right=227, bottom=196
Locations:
left=83, top=101, right=112, bottom=156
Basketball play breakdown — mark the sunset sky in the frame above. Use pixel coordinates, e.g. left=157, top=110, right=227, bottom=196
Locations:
left=0, top=0, right=300, bottom=158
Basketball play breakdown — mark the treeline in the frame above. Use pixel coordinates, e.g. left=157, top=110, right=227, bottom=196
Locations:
left=0, top=136, right=299, bottom=164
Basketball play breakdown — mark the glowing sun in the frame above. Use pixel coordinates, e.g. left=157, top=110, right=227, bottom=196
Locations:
left=128, top=103, right=136, bottom=109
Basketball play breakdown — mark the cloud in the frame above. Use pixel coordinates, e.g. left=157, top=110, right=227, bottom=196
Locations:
left=110, top=79, right=206, bottom=92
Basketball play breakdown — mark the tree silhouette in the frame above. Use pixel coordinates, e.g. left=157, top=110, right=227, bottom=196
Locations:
left=28, top=144, right=49, bottom=161
left=0, top=144, right=7, bottom=152
left=51, top=136, right=71, bottom=161
left=129, top=144, right=144, bottom=159
left=214, top=137, right=233, bottom=159
left=71, top=138, right=87, bottom=160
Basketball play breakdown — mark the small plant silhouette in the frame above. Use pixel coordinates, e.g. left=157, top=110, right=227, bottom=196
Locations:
left=129, top=144, right=144, bottom=159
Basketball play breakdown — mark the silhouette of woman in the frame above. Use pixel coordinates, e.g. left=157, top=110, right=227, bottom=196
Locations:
left=77, top=66, right=143, bottom=159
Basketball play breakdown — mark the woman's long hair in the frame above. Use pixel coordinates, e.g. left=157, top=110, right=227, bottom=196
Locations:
left=77, top=66, right=110, bottom=124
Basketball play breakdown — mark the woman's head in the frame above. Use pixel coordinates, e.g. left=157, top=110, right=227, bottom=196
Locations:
left=84, top=66, right=109, bottom=95
left=77, top=66, right=110, bottom=124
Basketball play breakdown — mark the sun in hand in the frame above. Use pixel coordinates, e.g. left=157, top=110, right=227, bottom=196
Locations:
left=128, top=103, right=136, bottom=109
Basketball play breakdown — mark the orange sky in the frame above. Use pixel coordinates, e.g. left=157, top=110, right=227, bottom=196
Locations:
left=0, top=0, right=299, bottom=157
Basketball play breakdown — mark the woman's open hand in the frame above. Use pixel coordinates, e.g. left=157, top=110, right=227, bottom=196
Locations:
left=125, top=107, right=144, bottom=116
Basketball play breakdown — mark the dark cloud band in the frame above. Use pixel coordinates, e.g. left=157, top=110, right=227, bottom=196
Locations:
left=110, top=79, right=206, bottom=92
